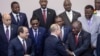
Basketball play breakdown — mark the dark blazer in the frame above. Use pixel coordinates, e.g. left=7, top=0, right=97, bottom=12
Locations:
left=8, top=37, right=34, bottom=56
left=66, top=30, right=92, bottom=56
left=0, top=13, right=2, bottom=24
left=0, top=24, right=18, bottom=56
left=96, top=34, right=100, bottom=56
left=60, top=26, right=71, bottom=43
left=43, top=35, right=68, bottom=56
left=29, top=27, right=46, bottom=56
left=32, top=8, right=56, bottom=29
left=59, top=11, right=81, bottom=26
left=10, top=12, right=29, bottom=27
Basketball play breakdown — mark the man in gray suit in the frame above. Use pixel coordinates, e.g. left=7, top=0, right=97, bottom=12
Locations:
left=59, top=0, right=81, bottom=27
left=78, top=5, right=100, bottom=56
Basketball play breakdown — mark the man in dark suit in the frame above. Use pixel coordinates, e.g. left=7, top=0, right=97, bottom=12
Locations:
left=66, top=21, right=92, bottom=56
left=43, top=24, right=68, bottom=56
left=10, top=1, right=29, bottom=27
left=55, top=16, right=71, bottom=43
left=32, top=0, right=56, bottom=30
left=8, top=26, right=34, bottom=56
left=59, top=0, right=81, bottom=27
left=0, top=13, right=18, bottom=56
left=29, top=17, right=46, bottom=56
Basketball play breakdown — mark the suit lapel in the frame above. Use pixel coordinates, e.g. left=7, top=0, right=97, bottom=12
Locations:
left=1, top=25, right=8, bottom=42
left=39, top=9, right=45, bottom=24
left=10, top=13, right=18, bottom=24
left=64, top=12, right=71, bottom=23
left=10, top=25, right=13, bottom=40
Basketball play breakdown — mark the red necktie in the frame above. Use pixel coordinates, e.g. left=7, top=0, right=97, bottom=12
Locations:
left=43, top=10, right=46, bottom=23
left=75, top=35, right=78, bottom=45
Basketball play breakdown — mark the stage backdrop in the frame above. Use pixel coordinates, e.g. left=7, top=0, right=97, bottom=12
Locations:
left=0, top=0, right=94, bottom=26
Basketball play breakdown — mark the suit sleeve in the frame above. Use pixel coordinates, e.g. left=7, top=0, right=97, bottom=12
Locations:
left=74, top=33, right=91, bottom=56
left=8, top=41, right=15, bottom=56
left=56, top=41, right=68, bottom=56
left=24, top=13, right=29, bottom=28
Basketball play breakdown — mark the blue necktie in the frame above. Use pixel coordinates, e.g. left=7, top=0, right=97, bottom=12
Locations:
left=34, top=30, right=38, bottom=44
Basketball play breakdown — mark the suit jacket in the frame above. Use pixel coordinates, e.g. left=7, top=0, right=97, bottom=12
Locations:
left=78, top=15, right=100, bottom=47
left=8, top=37, right=34, bottom=56
left=0, top=24, right=18, bottom=56
left=0, top=13, right=2, bottom=24
left=10, top=12, right=29, bottom=27
left=66, top=30, right=92, bottom=56
left=32, top=8, right=56, bottom=29
left=59, top=26, right=71, bottom=43
left=43, top=35, right=68, bottom=56
left=59, top=11, right=81, bottom=26
left=29, top=27, right=46, bottom=56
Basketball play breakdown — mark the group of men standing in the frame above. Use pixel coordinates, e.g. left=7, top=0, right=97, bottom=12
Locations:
left=0, top=0, right=100, bottom=56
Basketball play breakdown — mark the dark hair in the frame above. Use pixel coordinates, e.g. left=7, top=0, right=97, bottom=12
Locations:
left=11, top=1, right=19, bottom=8
left=55, top=16, right=64, bottom=21
left=72, top=21, right=82, bottom=28
left=30, top=16, right=39, bottom=23
left=85, top=5, right=94, bottom=10
left=18, top=26, right=25, bottom=35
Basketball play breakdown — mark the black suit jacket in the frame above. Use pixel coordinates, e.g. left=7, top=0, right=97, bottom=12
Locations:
left=59, top=11, right=81, bottom=26
left=8, top=37, right=34, bottom=56
left=0, top=24, right=18, bottom=56
left=66, top=30, right=92, bottom=56
left=32, top=8, right=56, bottom=29
left=43, top=35, right=68, bottom=56
left=96, top=34, right=100, bottom=56
left=10, top=12, right=29, bottom=27
left=0, top=13, right=2, bottom=24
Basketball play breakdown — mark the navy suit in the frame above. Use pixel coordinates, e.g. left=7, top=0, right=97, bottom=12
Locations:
left=66, top=30, right=92, bottom=56
left=29, top=27, right=46, bottom=56
left=10, top=12, right=29, bottom=27
left=96, top=34, right=100, bottom=56
left=60, top=26, right=71, bottom=43
left=0, top=24, right=18, bottom=56
left=32, top=8, right=56, bottom=29
left=43, top=35, right=68, bottom=56
left=8, top=37, right=34, bottom=56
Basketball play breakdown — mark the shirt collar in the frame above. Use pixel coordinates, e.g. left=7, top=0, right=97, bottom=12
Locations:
left=12, top=12, right=19, bottom=16
left=41, top=8, right=47, bottom=11
left=32, top=28, right=39, bottom=32
left=66, top=10, right=72, bottom=14
left=51, top=33, right=58, bottom=38
left=3, top=24, right=10, bottom=28
left=18, top=35, right=24, bottom=42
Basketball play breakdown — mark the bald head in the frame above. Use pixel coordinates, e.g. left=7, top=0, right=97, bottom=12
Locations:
left=50, top=24, right=61, bottom=36
left=64, top=0, right=72, bottom=12
left=2, top=13, right=11, bottom=26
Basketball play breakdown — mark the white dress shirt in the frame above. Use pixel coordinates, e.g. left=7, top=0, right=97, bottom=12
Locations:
left=32, top=29, right=38, bottom=38
left=12, top=12, right=20, bottom=22
left=66, top=10, right=73, bottom=22
left=3, top=24, right=11, bottom=40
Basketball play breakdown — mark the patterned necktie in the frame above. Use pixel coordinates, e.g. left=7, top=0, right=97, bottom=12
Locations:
left=16, top=15, right=20, bottom=23
left=6, top=26, right=9, bottom=41
left=43, top=9, right=46, bottom=23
